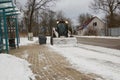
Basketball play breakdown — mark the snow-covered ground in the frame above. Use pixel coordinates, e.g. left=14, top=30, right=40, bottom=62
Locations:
left=19, top=37, right=38, bottom=46
left=48, top=37, right=120, bottom=80
left=0, top=54, right=35, bottom=80
left=1, top=37, right=120, bottom=80
left=0, top=37, right=38, bottom=80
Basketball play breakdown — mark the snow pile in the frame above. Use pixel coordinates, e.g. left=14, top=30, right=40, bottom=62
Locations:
left=46, top=36, right=51, bottom=44
left=20, top=37, right=38, bottom=46
left=0, top=54, right=35, bottom=80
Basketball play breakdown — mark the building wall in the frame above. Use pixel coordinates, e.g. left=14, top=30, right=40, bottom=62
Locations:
left=88, top=18, right=105, bottom=36
left=77, top=28, right=87, bottom=36
left=78, top=17, right=120, bottom=36
left=88, top=18, right=104, bottom=30
left=78, top=17, right=105, bottom=36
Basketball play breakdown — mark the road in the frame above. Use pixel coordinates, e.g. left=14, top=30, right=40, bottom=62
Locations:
left=76, top=36, right=120, bottom=50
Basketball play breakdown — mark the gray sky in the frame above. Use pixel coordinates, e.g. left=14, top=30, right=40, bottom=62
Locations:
left=51, top=0, right=104, bottom=25
left=18, top=0, right=104, bottom=25
left=52, top=0, right=92, bottom=18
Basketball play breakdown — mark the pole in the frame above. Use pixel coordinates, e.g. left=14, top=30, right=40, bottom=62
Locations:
left=3, top=9, right=9, bottom=53
left=15, top=17, right=19, bottom=48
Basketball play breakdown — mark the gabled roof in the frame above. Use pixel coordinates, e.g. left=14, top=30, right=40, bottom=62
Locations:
left=78, top=17, right=96, bottom=31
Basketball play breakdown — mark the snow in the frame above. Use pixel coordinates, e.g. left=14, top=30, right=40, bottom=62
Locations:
left=53, top=37, right=77, bottom=47
left=21, top=50, right=29, bottom=59
left=77, top=44, right=120, bottom=57
left=0, top=54, right=35, bottom=80
left=48, top=39, right=120, bottom=80
left=76, top=36, right=120, bottom=39
left=1, top=36, right=120, bottom=80
left=46, top=36, right=51, bottom=44
left=19, top=37, right=38, bottom=46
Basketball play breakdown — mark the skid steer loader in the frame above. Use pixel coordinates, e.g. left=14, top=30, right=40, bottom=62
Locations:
left=50, top=20, right=76, bottom=46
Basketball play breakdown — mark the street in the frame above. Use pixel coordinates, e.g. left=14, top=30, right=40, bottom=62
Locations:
left=76, top=36, right=120, bottom=50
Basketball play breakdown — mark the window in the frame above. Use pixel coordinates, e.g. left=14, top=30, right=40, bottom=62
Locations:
left=93, top=22, right=97, bottom=26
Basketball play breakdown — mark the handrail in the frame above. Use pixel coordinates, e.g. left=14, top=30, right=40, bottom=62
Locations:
left=0, top=1, right=12, bottom=4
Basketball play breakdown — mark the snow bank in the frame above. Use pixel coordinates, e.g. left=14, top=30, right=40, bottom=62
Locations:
left=76, top=36, right=120, bottom=39
left=19, top=37, right=38, bottom=46
left=0, top=54, right=35, bottom=80
left=46, top=36, right=51, bottom=44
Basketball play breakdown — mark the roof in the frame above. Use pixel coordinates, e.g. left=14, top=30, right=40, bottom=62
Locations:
left=78, top=17, right=96, bottom=31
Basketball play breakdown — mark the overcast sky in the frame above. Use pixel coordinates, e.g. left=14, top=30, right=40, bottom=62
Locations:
left=51, top=0, right=95, bottom=25
left=18, top=0, right=104, bottom=26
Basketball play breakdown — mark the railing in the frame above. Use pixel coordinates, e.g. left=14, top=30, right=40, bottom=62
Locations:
left=0, top=0, right=19, bottom=53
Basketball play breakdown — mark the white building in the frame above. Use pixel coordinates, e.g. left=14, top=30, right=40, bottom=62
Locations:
left=77, top=17, right=105, bottom=36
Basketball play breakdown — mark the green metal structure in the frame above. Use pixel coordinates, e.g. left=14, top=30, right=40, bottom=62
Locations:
left=0, top=0, right=20, bottom=53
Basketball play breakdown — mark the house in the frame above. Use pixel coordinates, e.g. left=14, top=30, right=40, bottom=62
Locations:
left=77, top=17, right=105, bottom=36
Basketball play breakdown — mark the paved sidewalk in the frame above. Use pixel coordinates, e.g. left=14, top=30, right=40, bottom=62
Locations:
left=10, top=44, right=94, bottom=80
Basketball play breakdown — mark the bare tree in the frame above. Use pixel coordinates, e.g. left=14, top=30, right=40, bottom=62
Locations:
left=78, top=13, right=93, bottom=25
left=39, top=10, right=56, bottom=36
left=56, top=11, right=66, bottom=20
left=39, top=10, right=74, bottom=36
left=90, top=0, right=120, bottom=28
left=47, top=10, right=56, bottom=36
left=24, top=0, right=57, bottom=40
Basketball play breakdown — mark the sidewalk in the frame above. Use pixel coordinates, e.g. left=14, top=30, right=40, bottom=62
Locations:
left=10, top=44, right=94, bottom=80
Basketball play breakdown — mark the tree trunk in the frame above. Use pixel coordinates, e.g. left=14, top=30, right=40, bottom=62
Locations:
left=28, top=11, right=34, bottom=41
left=28, top=0, right=36, bottom=41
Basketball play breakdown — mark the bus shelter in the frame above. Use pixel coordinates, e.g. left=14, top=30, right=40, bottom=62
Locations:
left=0, top=0, right=20, bottom=53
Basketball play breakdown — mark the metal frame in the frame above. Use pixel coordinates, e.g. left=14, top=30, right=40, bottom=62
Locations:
left=0, top=0, right=19, bottom=53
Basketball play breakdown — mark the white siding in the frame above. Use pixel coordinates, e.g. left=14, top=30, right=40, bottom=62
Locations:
left=88, top=18, right=104, bottom=30
left=78, top=17, right=105, bottom=36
